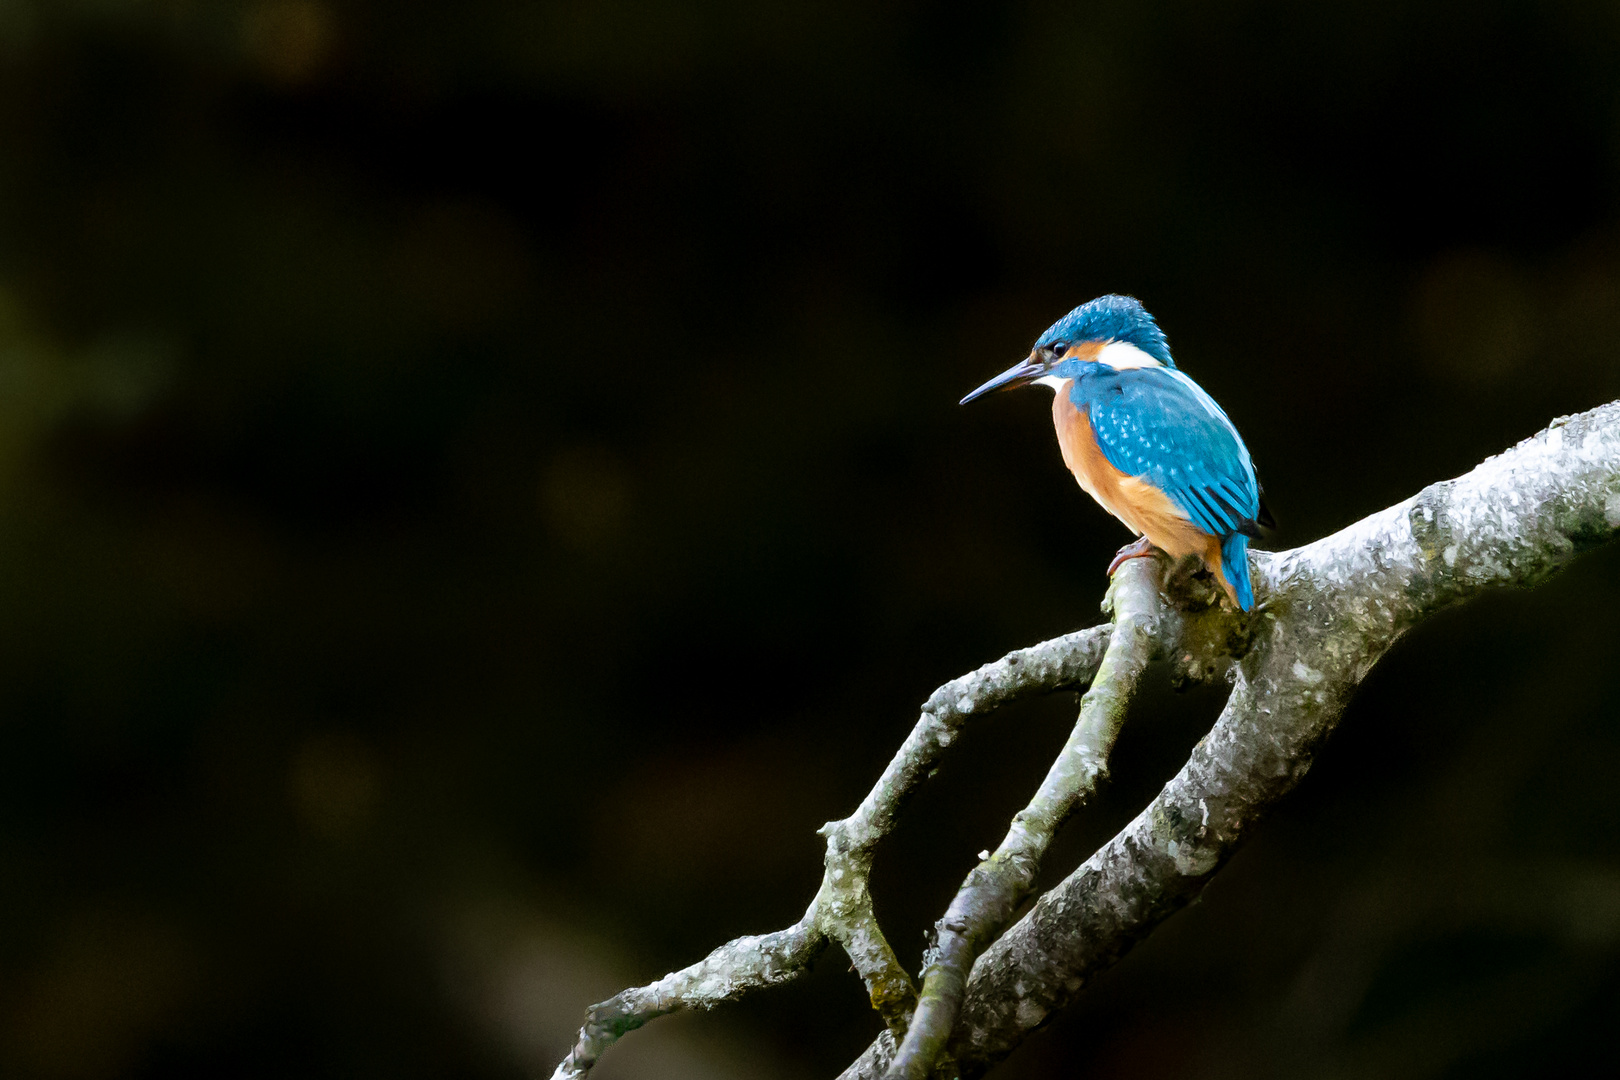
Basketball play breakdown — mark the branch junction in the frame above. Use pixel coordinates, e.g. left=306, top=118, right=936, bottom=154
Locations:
left=553, top=402, right=1620, bottom=1080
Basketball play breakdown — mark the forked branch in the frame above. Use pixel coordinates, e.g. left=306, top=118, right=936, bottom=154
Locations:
left=550, top=622, right=1116, bottom=1078
left=555, top=402, right=1620, bottom=1080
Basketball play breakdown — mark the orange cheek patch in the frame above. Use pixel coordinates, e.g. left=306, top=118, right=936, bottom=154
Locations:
left=1056, top=341, right=1104, bottom=362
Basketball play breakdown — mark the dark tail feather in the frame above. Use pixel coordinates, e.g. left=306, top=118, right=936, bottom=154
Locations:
left=1221, top=532, right=1254, bottom=612
left=1256, top=495, right=1277, bottom=531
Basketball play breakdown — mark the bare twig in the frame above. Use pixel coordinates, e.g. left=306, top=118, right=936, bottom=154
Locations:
left=553, top=921, right=825, bottom=1080
left=887, top=557, right=1167, bottom=1079
left=550, top=624, right=1116, bottom=1078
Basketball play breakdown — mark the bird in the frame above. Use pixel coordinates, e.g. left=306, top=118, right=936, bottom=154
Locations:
left=960, top=295, right=1272, bottom=611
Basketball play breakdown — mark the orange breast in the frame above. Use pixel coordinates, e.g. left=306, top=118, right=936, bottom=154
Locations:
left=1051, top=383, right=1225, bottom=577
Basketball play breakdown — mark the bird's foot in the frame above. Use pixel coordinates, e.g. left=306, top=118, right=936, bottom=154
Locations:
left=1107, top=536, right=1157, bottom=576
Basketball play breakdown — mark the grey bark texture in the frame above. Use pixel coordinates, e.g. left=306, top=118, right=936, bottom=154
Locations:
left=550, top=624, right=1116, bottom=1080
left=887, top=558, right=1165, bottom=1080
left=556, top=402, right=1620, bottom=1080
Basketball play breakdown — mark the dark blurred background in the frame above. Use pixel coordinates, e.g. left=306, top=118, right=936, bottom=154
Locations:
left=2, top=1, right=1620, bottom=1078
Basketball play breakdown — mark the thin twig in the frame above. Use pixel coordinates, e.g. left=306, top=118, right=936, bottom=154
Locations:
left=552, top=922, right=825, bottom=1080
left=886, top=557, right=1166, bottom=1079
left=550, top=624, right=1116, bottom=1078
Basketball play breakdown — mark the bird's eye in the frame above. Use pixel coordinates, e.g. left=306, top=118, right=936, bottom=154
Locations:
left=1046, top=342, right=1068, bottom=359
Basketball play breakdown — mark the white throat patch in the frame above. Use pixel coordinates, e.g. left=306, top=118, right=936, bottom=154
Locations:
left=1033, top=374, right=1070, bottom=392
left=1095, top=341, right=1163, bottom=370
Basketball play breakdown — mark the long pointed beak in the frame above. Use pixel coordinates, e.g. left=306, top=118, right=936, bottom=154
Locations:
left=959, top=356, right=1045, bottom=405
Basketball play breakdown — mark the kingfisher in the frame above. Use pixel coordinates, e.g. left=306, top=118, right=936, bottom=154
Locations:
left=961, top=295, right=1272, bottom=611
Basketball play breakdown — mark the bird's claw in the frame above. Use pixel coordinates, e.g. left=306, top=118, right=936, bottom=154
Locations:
left=1107, top=536, right=1157, bottom=576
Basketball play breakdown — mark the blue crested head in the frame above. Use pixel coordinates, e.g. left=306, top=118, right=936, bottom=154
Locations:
left=1035, top=295, right=1174, bottom=368
left=959, top=293, right=1177, bottom=405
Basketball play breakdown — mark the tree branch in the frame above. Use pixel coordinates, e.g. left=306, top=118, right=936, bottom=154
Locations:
left=550, top=623, right=1117, bottom=1079
left=888, top=558, right=1166, bottom=1079
left=839, top=401, right=1620, bottom=1078
left=554, top=403, right=1620, bottom=1080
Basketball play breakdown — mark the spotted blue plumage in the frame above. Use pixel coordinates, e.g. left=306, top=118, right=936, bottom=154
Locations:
left=1062, top=361, right=1263, bottom=609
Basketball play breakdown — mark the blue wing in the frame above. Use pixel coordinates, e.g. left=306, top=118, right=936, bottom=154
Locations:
left=1075, top=367, right=1262, bottom=538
